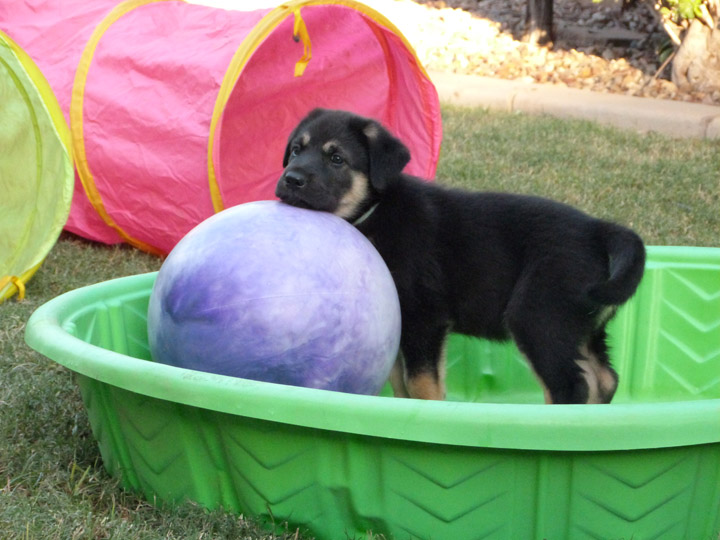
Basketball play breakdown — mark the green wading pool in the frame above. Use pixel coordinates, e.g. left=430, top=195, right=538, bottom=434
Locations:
left=25, top=246, right=720, bottom=540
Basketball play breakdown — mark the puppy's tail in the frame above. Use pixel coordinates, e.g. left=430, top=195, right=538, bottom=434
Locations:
left=587, top=221, right=646, bottom=306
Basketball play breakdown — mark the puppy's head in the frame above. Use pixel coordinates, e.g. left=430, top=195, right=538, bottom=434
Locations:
left=275, top=108, right=410, bottom=222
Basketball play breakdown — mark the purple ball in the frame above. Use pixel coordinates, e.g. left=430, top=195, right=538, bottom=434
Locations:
left=147, top=201, right=401, bottom=395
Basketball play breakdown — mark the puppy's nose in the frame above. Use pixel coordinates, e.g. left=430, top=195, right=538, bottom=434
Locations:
left=283, top=171, right=306, bottom=189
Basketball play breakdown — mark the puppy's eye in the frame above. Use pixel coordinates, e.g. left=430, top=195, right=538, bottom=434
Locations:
left=290, top=145, right=300, bottom=157
left=331, top=153, right=344, bottom=165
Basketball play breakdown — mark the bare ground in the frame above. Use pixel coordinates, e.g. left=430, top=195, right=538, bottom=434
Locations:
left=364, top=0, right=720, bottom=105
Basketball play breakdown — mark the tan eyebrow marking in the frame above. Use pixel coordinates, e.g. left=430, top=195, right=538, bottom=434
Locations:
left=322, top=140, right=340, bottom=153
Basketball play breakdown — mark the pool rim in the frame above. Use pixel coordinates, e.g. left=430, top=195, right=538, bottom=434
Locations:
left=24, top=245, right=720, bottom=453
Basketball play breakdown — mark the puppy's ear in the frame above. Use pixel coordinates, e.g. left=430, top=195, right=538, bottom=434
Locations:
left=362, top=120, right=411, bottom=191
left=283, top=108, right=327, bottom=167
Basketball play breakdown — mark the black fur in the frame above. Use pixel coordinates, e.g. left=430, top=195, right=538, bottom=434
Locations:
left=276, top=108, right=646, bottom=404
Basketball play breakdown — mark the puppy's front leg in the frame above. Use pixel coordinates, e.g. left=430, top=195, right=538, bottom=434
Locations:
left=406, top=371, right=446, bottom=401
left=400, top=325, right=448, bottom=401
left=389, top=354, right=410, bottom=398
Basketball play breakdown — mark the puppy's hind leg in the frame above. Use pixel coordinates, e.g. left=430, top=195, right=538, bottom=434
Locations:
left=581, top=327, right=619, bottom=404
left=506, top=280, right=592, bottom=404
left=513, top=333, right=589, bottom=404
left=517, top=327, right=615, bottom=404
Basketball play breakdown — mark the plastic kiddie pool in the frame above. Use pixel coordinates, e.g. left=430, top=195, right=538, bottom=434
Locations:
left=25, top=246, right=720, bottom=539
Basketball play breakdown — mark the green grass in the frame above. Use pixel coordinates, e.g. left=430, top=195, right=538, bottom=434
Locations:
left=1, top=106, right=718, bottom=539
left=439, top=106, right=719, bottom=246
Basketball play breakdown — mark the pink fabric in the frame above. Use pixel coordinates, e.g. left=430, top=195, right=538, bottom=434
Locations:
left=216, top=5, right=442, bottom=208
left=2, top=1, right=441, bottom=254
left=81, top=2, right=269, bottom=253
left=0, top=0, right=123, bottom=244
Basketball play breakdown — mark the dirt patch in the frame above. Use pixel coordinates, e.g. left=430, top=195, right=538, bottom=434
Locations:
left=365, top=0, right=720, bottom=105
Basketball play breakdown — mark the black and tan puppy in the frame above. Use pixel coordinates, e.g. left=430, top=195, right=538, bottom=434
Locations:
left=275, top=108, right=646, bottom=404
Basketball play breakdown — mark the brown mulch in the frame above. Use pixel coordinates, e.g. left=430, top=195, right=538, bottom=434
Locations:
left=367, top=0, right=720, bottom=105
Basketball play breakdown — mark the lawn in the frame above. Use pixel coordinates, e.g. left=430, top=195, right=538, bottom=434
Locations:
left=1, top=105, right=718, bottom=539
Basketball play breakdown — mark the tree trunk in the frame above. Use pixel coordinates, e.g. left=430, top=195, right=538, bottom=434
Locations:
left=525, top=0, right=555, bottom=46
left=672, top=19, right=720, bottom=95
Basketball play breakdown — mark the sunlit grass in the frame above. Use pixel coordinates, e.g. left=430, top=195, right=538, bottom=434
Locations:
left=439, top=106, right=719, bottom=247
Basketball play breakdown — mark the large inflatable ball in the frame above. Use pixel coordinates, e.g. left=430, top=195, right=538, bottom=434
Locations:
left=147, top=201, right=401, bottom=395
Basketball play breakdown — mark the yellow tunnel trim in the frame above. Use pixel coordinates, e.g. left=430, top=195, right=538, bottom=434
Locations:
left=70, top=0, right=178, bottom=256
left=207, top=0, right=430, bottom=213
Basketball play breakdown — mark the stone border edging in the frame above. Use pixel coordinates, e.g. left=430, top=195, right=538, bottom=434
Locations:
left=431, top=70, right=720, bottom=139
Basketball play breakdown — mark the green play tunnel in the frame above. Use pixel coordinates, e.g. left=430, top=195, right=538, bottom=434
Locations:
left=0, top=30, right=73, bottom=303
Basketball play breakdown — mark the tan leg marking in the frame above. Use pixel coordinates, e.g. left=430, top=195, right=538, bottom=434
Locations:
left=405, top=342, right=447, bottom=401
left=597, top=367, right=618, bottom=400
left=438, top=343, right=447, bottom=397
left=577, top=344, right=618, bottom=404
left=541, top=384, right=553, bottom=405
left=575, top=358, right=601, bottom=404
left=524, top=355, right=554, bottom=404
left=522, top=343, right=617, bottom=405
left=389, top=354, right=410, bottom=398
left=406, top=373, right=445, bottom=401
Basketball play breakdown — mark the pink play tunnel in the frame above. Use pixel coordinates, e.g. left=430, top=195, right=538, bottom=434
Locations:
left=2, top=0, right=441, bottom=255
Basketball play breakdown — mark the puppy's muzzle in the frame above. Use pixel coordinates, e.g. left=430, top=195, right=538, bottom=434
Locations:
left=282, top=170, right=307, bottom=189
left=276, top=168, right=312, bottom=206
